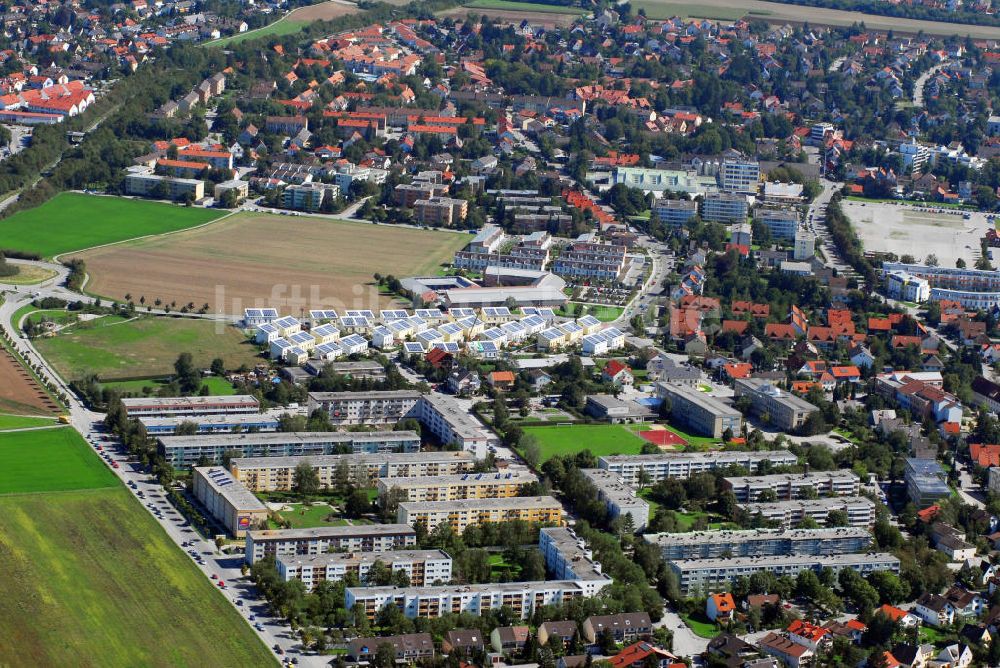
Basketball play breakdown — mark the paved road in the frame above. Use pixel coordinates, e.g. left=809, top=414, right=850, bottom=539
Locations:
left=655, top=607, right=711, bottom=657
left=0, top=289, right=317, bottom=666
left=806, top=179, right=851, bottom=273
left=913, top=61, right=948, bottom=108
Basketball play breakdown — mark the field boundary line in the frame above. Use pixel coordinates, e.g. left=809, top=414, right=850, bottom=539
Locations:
left=0, top=424, right=66, bottom=433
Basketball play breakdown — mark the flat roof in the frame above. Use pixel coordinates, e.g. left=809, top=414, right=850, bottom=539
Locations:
left=419, top=393, right=492, bottom=438
left=122, top=395, right=258, bottom=408
left=347, top=580, right=587, bottom=597
left=740, top=497, right=876, bottom=513
left=378, top=470, right=537, bottom=487
left=599, top=451, right=798, bottom=465
left=193, top=467, right=267, bottom=511
left=723, top=470, right=860, bottom=486
left=277, top=549, right=451, bottom=569
left=399, top=495, right=560, bottom=512
left=657, top=383, right=741, bottom=416
left=669, top=552, right=899, bottom=571
left=140, top=409, right=288, bottom=428
left=232, top=450, right=474, bottom=470
left=308, top=390, right=422, bottom=401
left=580, top=469, right=648, bottom=507
left=160, top=430, right=420, bottom=449
left=645, top=526, right=870, bottom=547
left=248, top=524, right=417, bottom=541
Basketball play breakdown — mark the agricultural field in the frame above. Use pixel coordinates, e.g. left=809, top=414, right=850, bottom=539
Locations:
left=78, top=212, right=470, bottom=315
left=523, top=423, right=647, bottom=461
left=209, top=0, right=380, bottom=47
left=0, top=428, right=117, bottom=494
left=629, top=0, right=1000, bottom=36
left=463, top=0, right=586, bottom=14
left=0, top=487, right=275, bottom=665
left=0, top=413, right=57, bottom=431
left=0, top=347, right=59, bottom=415
left=33, top=315, right=260, bottom=381
left=0, top=192, right=223, bottom=258
left=439, top=3, right=583, bottom=24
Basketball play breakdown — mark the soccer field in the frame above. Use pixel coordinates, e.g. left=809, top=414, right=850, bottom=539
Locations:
left=0, top=427, right=118, bottom=494
left=34, top=315, right=260, bottom=381
left=523, top=423, right=648, bottom=461
left=0, top=193, right=223, bottom=258
left=0, top=487, right=275, bottom=665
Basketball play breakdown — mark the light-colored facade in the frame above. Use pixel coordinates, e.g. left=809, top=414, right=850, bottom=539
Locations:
left=597, top=451, right=799, bottom=485
left=282, top=182, right=340, bottom=211
left=377, top=471, right=537, bottom=503
left=701, top=192, right=749, bottom=223
left=231, top=451, right=476, bottom=492
left=244, top=524, right=417, bottom=564
left=645, top=527, right=871, bottom=561
left=723, top=471, right=861, bottom=502
left=125, top=172, right=205, bottom=201
left=307, top=390, right=422, bottom=426
left=580, top=469, right=650, bottom=531
left=538, top=527, right=612, bottom=596
left=733, top=378, right=820, bottom=431
left=397, top=496, right=563, bottom=534
left=882, top=262, right=1000, bottom=310
left=651, top=199, right=698, bottom=228
left=755, top=207, right=800, bottom=240
left=739, top=497, right=877, bottom=528
left=905, top=458, right=951, bottom=508
left=121, top=395, right=259, bottom=418
left=276, top=549, right=453, bottom=591
left=657, top=383, right=742, bottom=438
left=719, top=159, right=760, bottom=195
left=191, top=466, right=268, bottom=538
left=415, top=393, right=498, bottom=457
left=885, top=270, right=932, bottom=303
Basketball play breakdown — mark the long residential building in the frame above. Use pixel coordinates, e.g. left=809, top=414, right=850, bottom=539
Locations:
left=644, top=527, right=871, bottom=561
left=669, top=553, right=900, bottom=595
left=377, top=471, right=536, bottom=503
left=881, top=262, right=1000, bottom=310
left=191, top=466, right=268, bottom=538
left=396, top=496, right=563, bottom=534
left=739, top=497, right=877, bottom=528
left=580, top=469, right=650, bottom=532
left=415, top=393, right=498, bottom=457
left=121, top=395, right=259, bottom=418
left=539, top=527, right=612, bottom=596
left=231, top=451, right=477, bottom=492
left=733, top=378, right=820, bottom=432
left=597, top=451, right=799, bottom=485
left=307, top=390, right=422, bottom=425
left=552, top=241, right=627, bottom=282
left=656, top=383, right=742, bottom=438
left=245, top=525, right=417, bottom=564
left=346, top=581, right=591, bottom=620
left=723, top=471, right=861, bottom=502
left=139, top=410, right=286, bottom=435
left=276, top=549, right=453, bottom=591
left=158, top=431, right=421, bottom=469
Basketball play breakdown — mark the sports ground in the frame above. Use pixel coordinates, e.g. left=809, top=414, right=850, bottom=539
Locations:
left=0, top=192, right=223, bottom=258
left=0, top=428, right=273, bottom=665
left=523, top=423, right=648, bottom=460
left=33, top=315, right=260, bottom=380
left=78, top=212, right=470, bottom=314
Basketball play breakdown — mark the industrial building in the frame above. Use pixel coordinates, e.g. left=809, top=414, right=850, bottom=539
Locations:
left=158, top=431, right=421, bottom=469
left=597, top=451, right=799, bottom=485
left=231, top=451, right=476, bottom=493
left=377, top=471, right=537, bottom=503
left=656, top=383, right=743, bottom=438
left=191, top=466, right=268, bottom=538
left=396, top=496, right=563, bottom=534
left=276, top=549, right=453, bottom=591
left=244, top=525, right=417, bottom=564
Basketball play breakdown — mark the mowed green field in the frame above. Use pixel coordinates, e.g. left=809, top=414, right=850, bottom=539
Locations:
left=464, top=0, right=587, bottom=13
left=0, top=192, right=223, bottom=258
left=523, top=423, right=647, bottom=460
left=102, top=375, right=237, bottom=396
left=0, top=488, right=275, bottom=666
left=0, top=414, right=58, bottom=431
left=34, top=315, right=260, bottom=380
left=0, top=428, right=117, bottom=494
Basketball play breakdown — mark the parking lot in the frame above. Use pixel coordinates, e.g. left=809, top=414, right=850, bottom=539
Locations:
left=842, top=199, right=993, bottom=267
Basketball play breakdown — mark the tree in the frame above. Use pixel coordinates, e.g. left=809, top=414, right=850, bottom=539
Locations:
left=210, top=357, right=226, bottom=376
left=373, top=642, right=397, bottom=668
left=925, top=253, right=939, bottom=267
left=293, top=461, right=320, bottom=499
left=173, top=352, right=201, bottom=394
left=345, top=489, right=371, bottom=518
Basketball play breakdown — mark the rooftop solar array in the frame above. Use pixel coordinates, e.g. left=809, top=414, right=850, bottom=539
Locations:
left=345, top=310, right=375, bottom=319
left=404, top=342, right=426, bottom=353
left=309, top=309, right=339, bottom=320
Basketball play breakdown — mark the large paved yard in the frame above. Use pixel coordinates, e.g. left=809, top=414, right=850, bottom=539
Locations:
left=841, top=200, right=992, bottom=268
left=76, top=212, right=469, bottom=315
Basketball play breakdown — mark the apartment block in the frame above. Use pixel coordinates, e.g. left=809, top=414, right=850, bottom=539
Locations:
left=719, top=159, right=761, bottom=195
left=701, top=192, right=749, bottom=224
left=125, top=172, right=205, bottom=201
left=552, top=240, right=627, bottom=282
left=733, top=378, right=819, bottom=431
left=307, top=390, right=422, bottom=426
left=597, top=451, right=799, bottom=485
left=377, top=471, right=536, bottom=503
left=397, top=496, right=563, bottom=534
left=905, top=458, right=951, bottom=508
left=415, top=393, right=499, bottom=458
left=580, top=469, right=650, bottom=531
left=139, top=411, right=285, bottom=435
left=739, top=497, right=877, bottom=528
left=283, top=182, right=340, bottom=212
left=394, top=182, right=450, bottom=207
left=657, top=383, right=743, bottom=438
left=346, top=581, right=590, bottom=620
left=191, top=466, right=268, bottom=538
left=645, top=527, right=871, bottom=561
left=121, top=395, right=259, bottom=418
left=231, top=451, right=476, bottom=493
left=276, top=549, right=453, bottom=591
left=670, top=553, right=899, bottom=595
left=244, top=524, right=417, bottom=564
left=539, top=527, right=613, bottom=596
left=755, top=207, right=800, bottom=241
left=652, top=199, right=698, bottom=228
left=723, top=471, right=861, bottom=502
left=881, top=262, right=1000, bottom=310
left=158, top=431, right=420, bottom=469
left=414, top=197, right=468, bottom=226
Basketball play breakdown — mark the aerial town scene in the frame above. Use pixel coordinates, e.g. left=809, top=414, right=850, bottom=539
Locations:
left=9, top=0, right=1000, bottom=665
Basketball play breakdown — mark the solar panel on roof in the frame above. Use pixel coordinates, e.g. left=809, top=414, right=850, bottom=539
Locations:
left=450, top=308, right=476, bottom=317
left=404, top=342, right=425, bottom=353
left=345, top=310, right=375, bottom=319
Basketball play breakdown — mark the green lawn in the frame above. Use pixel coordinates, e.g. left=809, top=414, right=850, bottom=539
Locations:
left=34, top=315, right=260, bottom=381
left=554, top=303, right=624, bottom=322
left=269, top=502, right=350, bottom=529
left=0, top=428, right=118, bottom=494
left=0, top=487, right=275, bottom=665
left=682, top=612, right=721, bottom=638
left=210, top=16, right=310, bottom=46
left=919, top=626, right=951, bottom=645
left=0, top=413, right=58, bottom=431
left=524, top=423, right=647, bottom=461
left=464, top=0, right=587, bottom=13
left=0, top=192, right=223, bottom=258
left=103, top=374, right=237, bottom=396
